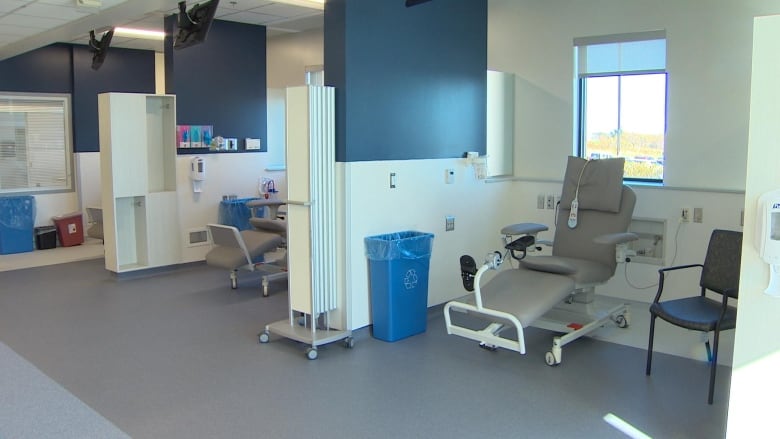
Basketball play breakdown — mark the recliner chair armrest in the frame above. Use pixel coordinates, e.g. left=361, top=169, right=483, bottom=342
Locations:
left=501, top=223, right=548, bottom=236
left=247, top=199, right=287, bottom=220
left=593, top=232, right=638, bottom=246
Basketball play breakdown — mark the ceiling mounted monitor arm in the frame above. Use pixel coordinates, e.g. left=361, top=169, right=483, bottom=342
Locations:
left=88, top=28, right=114, bottom=70
left=88, top=30, right=98, bottom=50
left=178, top=1, right=196, bottom=29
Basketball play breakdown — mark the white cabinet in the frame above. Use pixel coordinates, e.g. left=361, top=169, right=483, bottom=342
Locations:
left=99, top=93, right=180, bottom=273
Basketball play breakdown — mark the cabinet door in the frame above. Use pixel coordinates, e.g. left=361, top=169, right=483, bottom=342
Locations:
left=106, top=94, right=148, bottom=197
left=145, top=191, right=181, bottom=267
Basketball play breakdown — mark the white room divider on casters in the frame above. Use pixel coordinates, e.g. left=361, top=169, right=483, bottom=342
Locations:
left=260, top=85, right=352, bottom=360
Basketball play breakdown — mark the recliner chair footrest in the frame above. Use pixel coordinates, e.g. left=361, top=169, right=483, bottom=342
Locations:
left=467, top=268, right=574, bottom=327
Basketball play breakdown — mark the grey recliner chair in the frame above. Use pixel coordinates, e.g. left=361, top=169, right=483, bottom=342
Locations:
left=445, top=156, right=637, bottom=365
left=206, top=224, right=287, bottom=297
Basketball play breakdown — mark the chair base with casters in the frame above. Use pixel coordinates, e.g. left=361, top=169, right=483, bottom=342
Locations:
left=205, top=224, right=287, bottom=296
left=444, top=156, right=637, bottom=366
left=444, top=252, right=631, bottom=366
left=645, top=229, right=742, bottom=405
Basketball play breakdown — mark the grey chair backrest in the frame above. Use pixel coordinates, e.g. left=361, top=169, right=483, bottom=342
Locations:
left=553, top=185, right=636, bottom=275
left=207, top=224, right=252, bottom=263
left=701, top=229, right=743, bottom=298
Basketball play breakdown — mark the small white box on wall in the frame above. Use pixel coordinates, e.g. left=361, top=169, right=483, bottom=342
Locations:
left=245, top=138, right=261, bottom=150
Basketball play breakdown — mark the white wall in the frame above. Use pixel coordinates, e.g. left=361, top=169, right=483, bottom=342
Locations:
left=266, top=29, right=324, bottom=89
left=340, top=160, right=515, bottom=329
left=478, top=0, right=780, bottom=364
left=175, top=153, right=286, bottom=263
left=727, top=14, right=780, bottom=436
left=489, top=0, right=779, bottom=191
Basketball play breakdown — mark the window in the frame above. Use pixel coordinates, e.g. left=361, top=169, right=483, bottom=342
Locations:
left=0, top=93, right=73, bottom=194
left=575, top=31, right=667, bottom=182
left=305, top=65, right=324, bottom=86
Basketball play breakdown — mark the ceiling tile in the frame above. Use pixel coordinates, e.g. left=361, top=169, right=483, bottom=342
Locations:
left=0, top=0, right=28, bottom=14
left=252, top=3, right=312, bottom=18
left=219, top=0, right=274, bottom=11
left=0, top=14, right=67, bottom=29
left=15, top=3, right=90, bottom=21
left=0, top=23, right=45, bottom=36
left=215, top=10, right=278, bottom=25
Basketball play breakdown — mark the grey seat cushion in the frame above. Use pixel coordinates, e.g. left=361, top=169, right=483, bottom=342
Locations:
left=464, top=268, right=574, bottom=327
left=205, top=230, right=283, bottom=270
left=249, top=217, right=287, bottom=236
left=650, top=296, right=737, bottom=332
left=521, top=255, right=613, bottom=284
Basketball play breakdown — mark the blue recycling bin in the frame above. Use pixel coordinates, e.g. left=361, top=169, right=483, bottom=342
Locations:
left=365, top=231, right=434, bottom=342
left=218, top=197, right=262, bottom=231
left=0, top=196, right=36, bottom=254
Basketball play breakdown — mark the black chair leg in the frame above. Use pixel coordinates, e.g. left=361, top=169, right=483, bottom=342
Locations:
left=646, top=315, right=656, bottom=375
left=708, top=330, right=720, bottom=404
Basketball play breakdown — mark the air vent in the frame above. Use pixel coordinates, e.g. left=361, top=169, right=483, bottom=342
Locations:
left=187, top=228, right=210, bottom=247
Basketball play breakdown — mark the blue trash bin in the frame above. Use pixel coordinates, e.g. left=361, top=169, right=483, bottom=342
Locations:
left=218, top=197, right=262, bottom=231
left=365, top=231, right=434, bottom=342
left=0, top=196, right=36, bottom=254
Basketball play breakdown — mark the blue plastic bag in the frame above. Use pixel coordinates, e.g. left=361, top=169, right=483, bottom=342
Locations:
left=365, top=231, right=434, bottom=261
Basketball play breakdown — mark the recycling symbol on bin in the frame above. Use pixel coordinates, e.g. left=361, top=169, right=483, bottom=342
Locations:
left=403, top=269, right=418, bottom=290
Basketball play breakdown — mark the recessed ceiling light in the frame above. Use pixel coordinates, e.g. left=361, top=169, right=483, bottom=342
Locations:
left=114, top=27, right=165, bottom=40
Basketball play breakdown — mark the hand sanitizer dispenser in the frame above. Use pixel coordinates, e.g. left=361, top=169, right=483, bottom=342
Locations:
left=190, top=156, right=205, bottom=193
left=756, top=189, right=780, bottom=297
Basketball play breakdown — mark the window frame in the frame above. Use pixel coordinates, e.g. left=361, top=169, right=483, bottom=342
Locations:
left=574, top=31, right=667, bottom=183
left=576, top=71, right=668, bottom=184
left=0, top=92, right=74, bottom=195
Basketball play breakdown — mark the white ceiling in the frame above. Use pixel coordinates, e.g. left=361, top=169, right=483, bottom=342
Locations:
left=0, top=0, right=324, bottom=60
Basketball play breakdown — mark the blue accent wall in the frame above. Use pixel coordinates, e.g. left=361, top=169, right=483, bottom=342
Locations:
left=0, top=44, right=72, bottom=93
left=0, top=43, right=156, bottom=153
left=72, top=45, right=156, bottom=152
left=325, top=0, right=487, bottom=162
left=166, top=18, right=267, bottom=151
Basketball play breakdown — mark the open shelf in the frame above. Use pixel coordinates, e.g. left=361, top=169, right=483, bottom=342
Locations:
left=628, top=217, right=666, bottom=265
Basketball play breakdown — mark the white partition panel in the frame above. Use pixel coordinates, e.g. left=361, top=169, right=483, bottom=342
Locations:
left=286, top=86, right=336, bottom=316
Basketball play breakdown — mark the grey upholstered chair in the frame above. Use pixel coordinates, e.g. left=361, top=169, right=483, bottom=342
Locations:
left=205, top=224, right=286, bottom=296
left=645, top=229, right=742, bottom=404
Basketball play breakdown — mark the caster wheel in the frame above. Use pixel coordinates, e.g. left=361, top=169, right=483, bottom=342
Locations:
left=545, top=351, right=560, bottom=366
left=343, top=337, right=355, bottom=349
left=231, top=278, right=237, bottom=290
left=306, top=347, right=318, bottom=360
left=263, top=287, right=269, bottom=297
left=615, top=315, right=628, bottom=328
left=258, top=331, right=270, bottom=344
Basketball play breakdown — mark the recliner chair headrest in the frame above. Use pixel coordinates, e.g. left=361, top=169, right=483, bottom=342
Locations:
left=559, top=156, right=625, bottom=213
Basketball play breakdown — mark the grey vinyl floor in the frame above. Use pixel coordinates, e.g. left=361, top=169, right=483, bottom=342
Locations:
left=0, top=259, right=728, bottom=439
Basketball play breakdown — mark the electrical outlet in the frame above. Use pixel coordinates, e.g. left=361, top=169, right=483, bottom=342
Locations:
left=546, top=194, right=555, bottom=210
left=537, top=194, right=545, bottom=209
left=445, top=169, right=455, bottom=184
left=681, top=207, right=691, bottom=222
left=445, top=215, right=455, bottom=231
left=693, top=207, right=703, bottom=223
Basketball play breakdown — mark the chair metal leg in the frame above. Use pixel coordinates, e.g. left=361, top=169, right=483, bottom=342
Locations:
left=646, top=315, right=656, bottom=375
left=708, top=329, right=720, bottom=404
